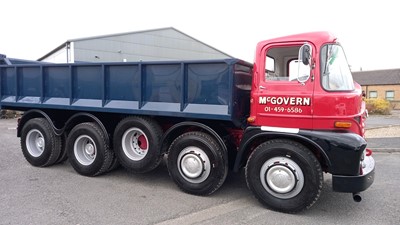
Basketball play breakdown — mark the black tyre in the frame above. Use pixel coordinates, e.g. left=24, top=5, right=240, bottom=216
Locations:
left=55, top=134, right=68, bottom=164
left=107, top=152, right=120, bottom=172
left=167, top=131, right=228, bottom=196
left=20, top=118, right=62, bottom=167
left=113, top=117, right=163, bottom=173
left=245, top=139, right=323, bottom=213
left=66, top=123, right=112, bottom=176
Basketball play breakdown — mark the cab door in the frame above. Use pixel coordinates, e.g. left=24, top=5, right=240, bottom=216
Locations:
left=251, top=42, right=315, bottom=130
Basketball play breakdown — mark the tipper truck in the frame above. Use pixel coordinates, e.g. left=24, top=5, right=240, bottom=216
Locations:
left=0, top=32, right=375, bottom=213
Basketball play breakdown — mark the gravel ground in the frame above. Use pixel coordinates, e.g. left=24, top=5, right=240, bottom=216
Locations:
left=365, top=110, right=400, bottom=138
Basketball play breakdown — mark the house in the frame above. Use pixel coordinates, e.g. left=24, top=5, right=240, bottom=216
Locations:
left=352, top=69, right=400, bottom=109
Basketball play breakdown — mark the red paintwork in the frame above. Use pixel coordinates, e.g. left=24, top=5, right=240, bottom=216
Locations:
left=249, top=31, right=365, bottom=136
left=138, top=135, right=148, bottom=150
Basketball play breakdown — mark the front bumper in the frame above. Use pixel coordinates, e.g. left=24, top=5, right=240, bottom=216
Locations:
left=332, top=155, right=375, bottom=193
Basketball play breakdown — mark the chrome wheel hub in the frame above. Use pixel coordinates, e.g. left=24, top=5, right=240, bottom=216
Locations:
left=26, top=129, right=45, bottom=157
left=266, top=164, right=296, bottom=193
left=74, top=135, right=97, bottom=166
left=122, top=128, right=148, bottom=161
left=260, top=156, right=304, bottom=199
left=178, top=147, right=211, bottom=183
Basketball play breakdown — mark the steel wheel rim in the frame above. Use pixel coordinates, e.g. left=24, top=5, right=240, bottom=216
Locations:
left=177, top=147, right=211, bottom=184
left=26, top=129, right=45, bottom=157
left=74, top=135, right=97, bottom=166
left=260, top=156, right=304, bottom=199
left=122, top=128, right=149, bottom=161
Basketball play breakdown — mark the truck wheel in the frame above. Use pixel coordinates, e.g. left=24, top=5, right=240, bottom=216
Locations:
left=113, top=117, right=163, bottom=173
left=20, top=118, right=62, bottom=167
left=66, top=123, right=112, bottom=176
left=107, top=152, right=120, bottom=172
left=55, top=134, right=68, bottom=164
left=167, top=131, right=228, bottom=196
left=245, top=139, right=323, bottom=213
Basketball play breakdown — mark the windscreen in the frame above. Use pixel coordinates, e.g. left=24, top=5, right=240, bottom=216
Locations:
left=320, top=44, right=354, bottom=91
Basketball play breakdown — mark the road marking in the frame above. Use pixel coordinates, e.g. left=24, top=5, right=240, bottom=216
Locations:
left=155, top=198, right=253, bottom=225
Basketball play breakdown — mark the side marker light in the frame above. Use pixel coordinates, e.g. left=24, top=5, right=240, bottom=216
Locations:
left=334, top=121, right=352, bottom=128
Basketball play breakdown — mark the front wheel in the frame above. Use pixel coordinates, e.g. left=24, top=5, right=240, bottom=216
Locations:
left=167, top=131, right=228, bottom=196
left=245, top=139, right=323, bottom=213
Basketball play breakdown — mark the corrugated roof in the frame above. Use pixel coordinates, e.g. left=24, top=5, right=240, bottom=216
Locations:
left=352, top=68, right=400, bottom=85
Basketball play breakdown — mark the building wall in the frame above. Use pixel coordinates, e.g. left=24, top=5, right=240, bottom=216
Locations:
left=362, top=84, right=400, bottom=109
left=73, top=29, right=230, bottom=62
left=39, top=28, right=231, bottom=63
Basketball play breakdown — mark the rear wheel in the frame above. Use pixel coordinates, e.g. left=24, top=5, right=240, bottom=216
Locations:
left=167, top=131, right=228, bottom=195
left=55, top=134, right=68, bottom=164
left=107, top=151, right=120, bottom=172
left=245, top=139, right=323, bottom=213
left=66, top=122, right=112, bottom=176
left=113, top=117, right=163, bottom=173
left=20, top=118, right=61, bottom=167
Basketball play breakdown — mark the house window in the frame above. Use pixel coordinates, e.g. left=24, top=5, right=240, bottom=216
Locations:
left=386, top=91, right=395, bottom=100
left=369, top=91, right=378, bottom=98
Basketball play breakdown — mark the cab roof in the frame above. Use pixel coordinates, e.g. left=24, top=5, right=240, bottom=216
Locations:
left=257, top=31, right=337, bottom=49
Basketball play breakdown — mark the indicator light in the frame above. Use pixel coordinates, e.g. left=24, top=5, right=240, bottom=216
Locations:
left=247, top=116, right=256, bottom=123
left=334, top=121, right=352, bottom=128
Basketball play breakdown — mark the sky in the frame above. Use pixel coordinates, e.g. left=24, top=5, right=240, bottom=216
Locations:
left=1, top=0, right=398, bottom=71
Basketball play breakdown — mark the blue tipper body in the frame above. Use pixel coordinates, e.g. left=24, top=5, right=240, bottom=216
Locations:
left=0, top=58, right=252, bottom=127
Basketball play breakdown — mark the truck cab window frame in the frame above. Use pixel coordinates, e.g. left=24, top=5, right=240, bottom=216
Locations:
left=320, top=44, right=354, bottom=91
left=264, top=46, right=301, bottom=82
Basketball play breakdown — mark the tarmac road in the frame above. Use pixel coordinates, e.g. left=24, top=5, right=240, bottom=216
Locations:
left=1, top=117, right=399, bottom=225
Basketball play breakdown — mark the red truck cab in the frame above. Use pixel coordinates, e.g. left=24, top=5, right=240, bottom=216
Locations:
left=249, top=32, right=365, bottom=135
left=234, top=31, right=374, bottom=212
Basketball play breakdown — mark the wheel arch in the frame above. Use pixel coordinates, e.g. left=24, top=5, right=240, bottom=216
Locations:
left=161, top=121, right=228, bottom=157
left=18, top=110, right=109, bottom=144
left=233, top=130, right=331, bottom=173
left=62, top=112, right=110, bottom=144
left=17, top=109, right=60, bottom=137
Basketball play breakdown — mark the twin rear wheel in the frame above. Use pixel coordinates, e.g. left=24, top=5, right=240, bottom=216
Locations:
left=21, top=119, right=116, bottom=176
left=20, top=117, right=229, bottom=196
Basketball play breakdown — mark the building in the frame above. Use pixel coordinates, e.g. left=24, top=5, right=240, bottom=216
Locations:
left=352, top=69, right=400, bottom=109
left=38, top=27, right=232, bottom=63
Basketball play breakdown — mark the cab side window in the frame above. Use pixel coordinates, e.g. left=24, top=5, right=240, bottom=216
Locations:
left=265, top=46, right=301, bottom=82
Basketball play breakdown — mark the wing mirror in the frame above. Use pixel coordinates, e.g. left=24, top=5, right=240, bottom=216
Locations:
left=300, top=44, right=311, bottom=65
left=297, top=44, right=312, bottom=83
